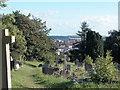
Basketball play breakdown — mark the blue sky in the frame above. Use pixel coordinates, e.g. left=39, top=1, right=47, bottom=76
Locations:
left=1, top=0, right=118, bottom=36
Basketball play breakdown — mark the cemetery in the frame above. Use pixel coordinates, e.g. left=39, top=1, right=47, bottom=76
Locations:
left=1, top=29, right=120, bottom=89
left=0, top=2, right=120, bottom=88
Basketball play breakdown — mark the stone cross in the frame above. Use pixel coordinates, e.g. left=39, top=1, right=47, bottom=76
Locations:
left=63, top=55, right=67, bottom=70
left=0, top=29, right=15, bottom=89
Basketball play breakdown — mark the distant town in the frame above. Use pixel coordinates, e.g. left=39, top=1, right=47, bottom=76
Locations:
left=50, top=36, right=107, bottom=55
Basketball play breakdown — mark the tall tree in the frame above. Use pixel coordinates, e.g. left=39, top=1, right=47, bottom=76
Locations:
left=86, top=30, right=104, bottom=61
left=2, top=14, right=27, bottom=60
left=76, top=21, right=91, bottom=41
left=70, top=22, right=104, bottom=62
left=104, top=30, right=120, bottom=64
left=12, top=11, right=55, bottom=62
left=69, top=22, right=91, bottom=62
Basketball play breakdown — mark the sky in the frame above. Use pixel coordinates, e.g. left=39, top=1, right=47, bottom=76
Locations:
left=0, top=0, right=118, bottom=36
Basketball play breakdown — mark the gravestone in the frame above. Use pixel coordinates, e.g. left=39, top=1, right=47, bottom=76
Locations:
left=0, top=29, right=15, bottom=89
left=85, top=63, right=93, bottom=74
left=42, top=64, right=49, bottom=74
left=67, top=64, right=71, bottom=70
left=42, top=61, right=54, bottom=75
left=66, top=70, right=70, bottom=76
left=63, top=55, right=67, bottom=70
left=75, top=59, right=79, bottom=66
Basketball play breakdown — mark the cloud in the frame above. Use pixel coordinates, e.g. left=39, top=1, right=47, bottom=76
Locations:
left=81, top=15, right=118, bottom=36
left=33, top=10, right=60, bottom=18
left=20, top=9, right=31, bottom=16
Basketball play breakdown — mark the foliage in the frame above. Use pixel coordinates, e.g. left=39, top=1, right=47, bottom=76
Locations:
left=86, top=30, right=104, bottom=62
left=11, top=61, right=120, bottom=88
left=90, top=50, right=118, bottom=83
left=70, top=22, right=91, bottom=62
left=70, top=22, right=104, bottom=62
left=76, top=21, right=91, bottom=41
left=2, top=14, right=27, bottom=60
left=85, top=55, right=93, bottom=65
left=104, top=30, right=120, bottom=64
left=11, top=10, right=55, bottom=62
left=43, top=52, right=55, bottom=65
left=0, top=0, right=7, bottom=9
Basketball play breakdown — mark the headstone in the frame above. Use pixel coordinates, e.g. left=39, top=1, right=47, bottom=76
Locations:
left=10, top=60, right=14, bottom=70
left=67, top=64, right=71, bottom=70
left=85, top=63, right=93, bottom=73
left=14, top=63, right=20, bottom=70
left=63, top=55, right=67, bottom=70
left=42, top=64, right=49, bottom=74
left=0, top=29, right=15, bottom=88
left=42, top=62, right=54, bottom=75
left=30, top=58, right=34, bottom=61
left=60, top=70, right=64, bottom=76
left=48, top=67, right=54, bottom=75
left=75, top=59, right=79, bottom=65
left=66, top=70, right=70, bottom=76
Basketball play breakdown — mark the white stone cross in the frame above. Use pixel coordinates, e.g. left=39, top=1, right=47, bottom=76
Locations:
left=0, top=29, right=15, bottom=89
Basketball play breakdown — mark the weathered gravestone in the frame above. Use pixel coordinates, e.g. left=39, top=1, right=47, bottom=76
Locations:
left=63, top=55, right=67, bottom=70
left=42, top=61, right=54, bottom=75
left=85, top=63, right=93, bottom=74
left=67, top=64, right=71, bottom=71
left=42, top=63, right=49, bottom=74
left=0, top=29, right=15, bottom=89
left=75, top=59, right=79, bottom=66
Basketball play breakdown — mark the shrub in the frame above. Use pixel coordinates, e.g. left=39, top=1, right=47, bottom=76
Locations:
left=85, top=55, right=93, bottom=65
left=90, top=50, right=118, bottom=83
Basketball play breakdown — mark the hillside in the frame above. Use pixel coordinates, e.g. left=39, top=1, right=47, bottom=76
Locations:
left=11, top=61, right=120, bottom=88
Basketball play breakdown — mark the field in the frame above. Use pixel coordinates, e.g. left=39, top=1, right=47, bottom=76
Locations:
left=11, top=61, right=120, bottom=88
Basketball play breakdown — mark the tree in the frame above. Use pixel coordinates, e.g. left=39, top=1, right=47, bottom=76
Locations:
left=90, top=50, right=118, bottom=83
left=0, top=0, right=7, bottom=9
left=76, top=21, right=91, bottom=41
left=2, top=14, right=27, bottom=60
left=12, top=11, right=55, bottom=62
left=70, top=22, right=104, bottom=62
left=0, top=0, right=8, bottom=29
left=70, top=21, right=91, bottom=62
left=104, top=30, right=120, bottom=64
left=86, top=30, right=104, bottom=61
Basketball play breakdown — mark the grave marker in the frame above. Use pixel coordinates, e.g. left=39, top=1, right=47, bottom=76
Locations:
left=67, top=64, right=71, bottom=70
left=0, top=29, right=15, bottom=88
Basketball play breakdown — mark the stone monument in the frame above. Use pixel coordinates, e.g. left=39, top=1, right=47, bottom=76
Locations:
left=0, top=29, right=15, bottom=89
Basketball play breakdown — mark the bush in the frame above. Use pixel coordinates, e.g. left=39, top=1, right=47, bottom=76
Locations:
left=90, top=50, right=118, bottom=83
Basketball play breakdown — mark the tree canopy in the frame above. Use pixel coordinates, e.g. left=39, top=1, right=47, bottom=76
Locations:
left=104, top=30, right=120, bottom=64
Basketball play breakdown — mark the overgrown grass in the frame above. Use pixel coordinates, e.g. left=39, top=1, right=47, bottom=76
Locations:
left=11, top=61, right=120, bottom=88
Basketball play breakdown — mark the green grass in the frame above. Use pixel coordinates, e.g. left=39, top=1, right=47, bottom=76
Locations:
left=11, top=61, right=120, bottom=88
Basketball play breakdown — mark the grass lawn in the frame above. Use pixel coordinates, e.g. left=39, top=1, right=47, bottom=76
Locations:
left=11, top=61, right=120, bottom=88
